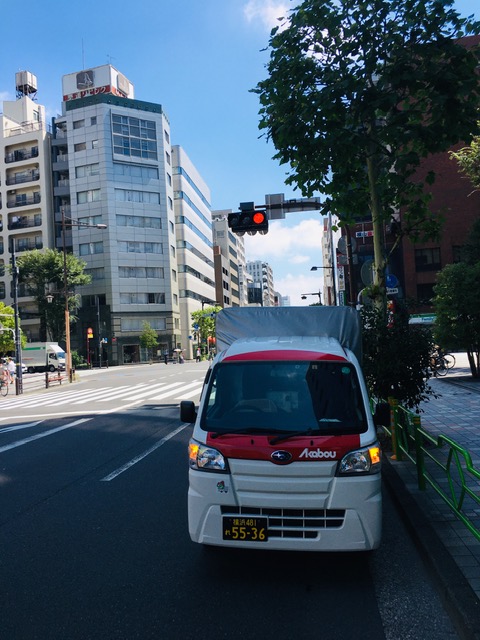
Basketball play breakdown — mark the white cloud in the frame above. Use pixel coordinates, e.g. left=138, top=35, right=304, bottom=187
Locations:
left=243, top=0, right=290, bottom=30
left=242, top=216, right=327, bottom=305
left=246, top=217, right=324, bottom=260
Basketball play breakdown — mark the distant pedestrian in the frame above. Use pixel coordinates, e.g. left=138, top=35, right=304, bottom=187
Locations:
left=196, top=348, right=201, bottom=363
left=7, top=357, right=15, bottom=384
left=164, top=348, right=169, bottom=365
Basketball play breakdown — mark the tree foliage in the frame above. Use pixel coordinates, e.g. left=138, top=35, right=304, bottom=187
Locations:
left=433, top=262, right=480, bottom=377
left=191, top=306, right=222, bottom=351
left=361, top=306, right=436, bottom=409
left=16, top=249, right=91, bottom=342
left=139, top=322, right=159, bottom=359
left=451, top=125, right=480, bottom=191
left=0, top=302, right=26, bottom=355
left=254, top=0, right=480, bottom=305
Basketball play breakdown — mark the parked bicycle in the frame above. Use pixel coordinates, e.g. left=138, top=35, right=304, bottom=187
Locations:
left=0, top=377, right=9, bottom=397
left=430, top=349, right=456, bottom=377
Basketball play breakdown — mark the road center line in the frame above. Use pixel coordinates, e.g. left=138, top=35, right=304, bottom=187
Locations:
left=101, top=424, right=188, bottom=481
left=0, top=418, right=92, bottom=453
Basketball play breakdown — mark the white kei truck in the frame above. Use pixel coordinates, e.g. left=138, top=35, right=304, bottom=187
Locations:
left=21, top=342, right=66, bottom=373
left=180, top=306, right=384, bottom=552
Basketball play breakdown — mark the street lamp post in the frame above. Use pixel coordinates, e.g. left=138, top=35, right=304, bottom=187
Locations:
left=311, top=265, right=337, bottom=306
left=60, top=207, right=107, bottom=383
left=301, top=291, right=322, bottom=304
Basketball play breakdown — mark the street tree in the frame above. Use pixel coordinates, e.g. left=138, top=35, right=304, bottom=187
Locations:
left=139, top=322, right=159, bottom=361
left=16, top=249, right=91, bottom=342
left=191, top=306, right=221, bottom=355
left=451, top=125, right=480, bottom=192
left=433, top=262, right=480, bottom=377
left=0, top=302, right=26, bottom=355
left=254, top=0, right=480, bottom=310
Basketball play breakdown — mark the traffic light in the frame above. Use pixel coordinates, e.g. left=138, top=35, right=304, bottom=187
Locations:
left=228, top=202, right=269, bottom=236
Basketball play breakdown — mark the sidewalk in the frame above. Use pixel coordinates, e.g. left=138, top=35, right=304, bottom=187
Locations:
left=383, top=352, right=480, bottom=639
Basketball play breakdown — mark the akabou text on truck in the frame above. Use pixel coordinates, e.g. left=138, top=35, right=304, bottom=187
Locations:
left=180, top=306, right=384, bottom=552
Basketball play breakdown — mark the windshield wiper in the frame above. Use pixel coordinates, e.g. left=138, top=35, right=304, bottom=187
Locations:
left=210, top=427, right=279, bottom=439
left=270, top=428, right=322, bottom=445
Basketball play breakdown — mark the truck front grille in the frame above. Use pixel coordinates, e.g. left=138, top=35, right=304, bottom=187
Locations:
left=221, top=506, right=345, bottom=539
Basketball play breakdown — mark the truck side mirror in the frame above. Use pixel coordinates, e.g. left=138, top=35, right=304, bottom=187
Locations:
left=180, top=400, right=197, bottom=424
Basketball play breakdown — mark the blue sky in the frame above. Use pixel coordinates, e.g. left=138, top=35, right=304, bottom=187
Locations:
left=1, top=0, right=478, bottom=305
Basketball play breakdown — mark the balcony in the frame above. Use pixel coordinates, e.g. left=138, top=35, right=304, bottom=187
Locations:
left=7, top=193, right=41, bottom=208
left=6, top=169, right=40, bottom=186
left=54, top=178, right=70, bottom=197
left=14, top=236, right=43, bottom=253
left=8, top=213, right=42, bottom=230
left=53, top=153, right=69, bottom=171
left=5, top=147, right=39, bottom=163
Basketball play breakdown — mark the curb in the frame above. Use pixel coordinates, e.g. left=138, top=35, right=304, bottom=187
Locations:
left=382, top=459, right=480, bottom=640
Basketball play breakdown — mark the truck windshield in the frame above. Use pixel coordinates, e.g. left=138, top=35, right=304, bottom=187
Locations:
left=201, top=360, right=368, bottom=436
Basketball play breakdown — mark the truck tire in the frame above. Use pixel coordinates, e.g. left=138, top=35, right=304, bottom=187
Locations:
left=48, top=364, right=56, bottom=372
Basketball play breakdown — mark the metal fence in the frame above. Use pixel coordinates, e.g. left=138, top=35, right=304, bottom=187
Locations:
left=382, top=398, right=480, bottom=542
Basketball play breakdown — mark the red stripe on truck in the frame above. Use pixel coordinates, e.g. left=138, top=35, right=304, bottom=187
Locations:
left=205, top=433, right=360, bottom=462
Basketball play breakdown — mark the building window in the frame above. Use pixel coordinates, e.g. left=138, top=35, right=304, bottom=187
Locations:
left=121, top=317, right=166, bottom=331
left=84, top=267, right=105, bottom=280
left=119, top=266, right=164, bottom=278
left=91, top=116, right=97, bottom=126
left=79, top=241, right=104, bottom=255
left=118, top=241, right=163, bottom=254
left=166, top=151, right=171, bottom=165
left=77, top=189, right=101, bottom=204
left=114, top=189, right=160, bottom=204
left=73, top=119, right=85, bottom=129
left=415, top=248, right=441, bottom=271
left=112, top=113, right=157, bottom=160
left=120, top=292, right=165, bottom=304
left=74, top=142, right=86, bottom=152
left=76, top=163, right=100, bottom=178
left=164, top=129, right=170, bottom=144
left=113, top=163, right=158, bottom=180
left=116, top=214, right=161, bottom=229
left=92, top=140, right=99, bottom=149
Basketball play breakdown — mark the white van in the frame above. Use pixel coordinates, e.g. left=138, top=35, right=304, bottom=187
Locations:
left=181, top=306, right=383, bottom=552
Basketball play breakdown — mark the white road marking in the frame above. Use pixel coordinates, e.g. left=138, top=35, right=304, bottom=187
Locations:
left=100, top=424, right=188, bottom=481
left=0, top=418, right=92, bottom=453
left=0, top=420, right=44, bottom=434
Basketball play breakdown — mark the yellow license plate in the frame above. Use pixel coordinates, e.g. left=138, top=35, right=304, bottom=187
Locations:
left=223, top=516, right=268, bottom=542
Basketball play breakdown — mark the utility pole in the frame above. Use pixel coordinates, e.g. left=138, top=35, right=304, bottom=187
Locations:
left=10, top=243, right=23, bottom=395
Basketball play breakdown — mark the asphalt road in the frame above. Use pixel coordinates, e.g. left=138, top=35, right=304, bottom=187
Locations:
left=0, top=363, right=460, bottom=640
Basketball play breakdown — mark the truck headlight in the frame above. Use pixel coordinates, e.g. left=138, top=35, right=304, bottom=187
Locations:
left=189, top=439, right=228, bottom=472
left=338, top=444, right=381, bottom=475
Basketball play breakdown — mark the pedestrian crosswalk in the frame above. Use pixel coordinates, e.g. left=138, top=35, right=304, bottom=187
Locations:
left=0, top=379, right=204, bottom=411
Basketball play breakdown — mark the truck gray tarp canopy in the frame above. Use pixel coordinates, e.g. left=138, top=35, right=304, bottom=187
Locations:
left=215, top=306, right=362, bottom=361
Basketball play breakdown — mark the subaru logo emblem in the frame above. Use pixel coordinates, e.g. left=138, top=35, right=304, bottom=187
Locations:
left=271, top=450, right=293, bottom=464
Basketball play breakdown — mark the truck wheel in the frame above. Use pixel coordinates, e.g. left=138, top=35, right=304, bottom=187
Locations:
left=27, top=367, right=35, bottom=374
left=48, top=365, right=56, bottom=372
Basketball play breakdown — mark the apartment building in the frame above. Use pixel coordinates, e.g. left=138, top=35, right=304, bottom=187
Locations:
left=211, top=209, right=244, bottom=308
left=246, top=260, right=275, bottom=306
left=0, top=72, right=53, bottom=339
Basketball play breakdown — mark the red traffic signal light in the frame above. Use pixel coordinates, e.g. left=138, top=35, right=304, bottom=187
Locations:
left=228, top=203, right=269, bottom=235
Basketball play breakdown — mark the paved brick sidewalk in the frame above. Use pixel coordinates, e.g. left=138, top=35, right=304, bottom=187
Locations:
left=383, top=352, right=480, bottom=639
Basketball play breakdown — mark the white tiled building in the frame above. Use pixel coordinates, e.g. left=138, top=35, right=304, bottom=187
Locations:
left=0, top=72, right=53, bottom=340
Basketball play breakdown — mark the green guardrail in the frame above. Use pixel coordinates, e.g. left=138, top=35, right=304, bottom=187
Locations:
left=380, top=398, right=480, bottom=542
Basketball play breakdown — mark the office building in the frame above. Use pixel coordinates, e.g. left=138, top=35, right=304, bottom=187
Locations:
left=173, top=145, right=216, bottom=358
left=52, top=64, right=180, bottom=364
